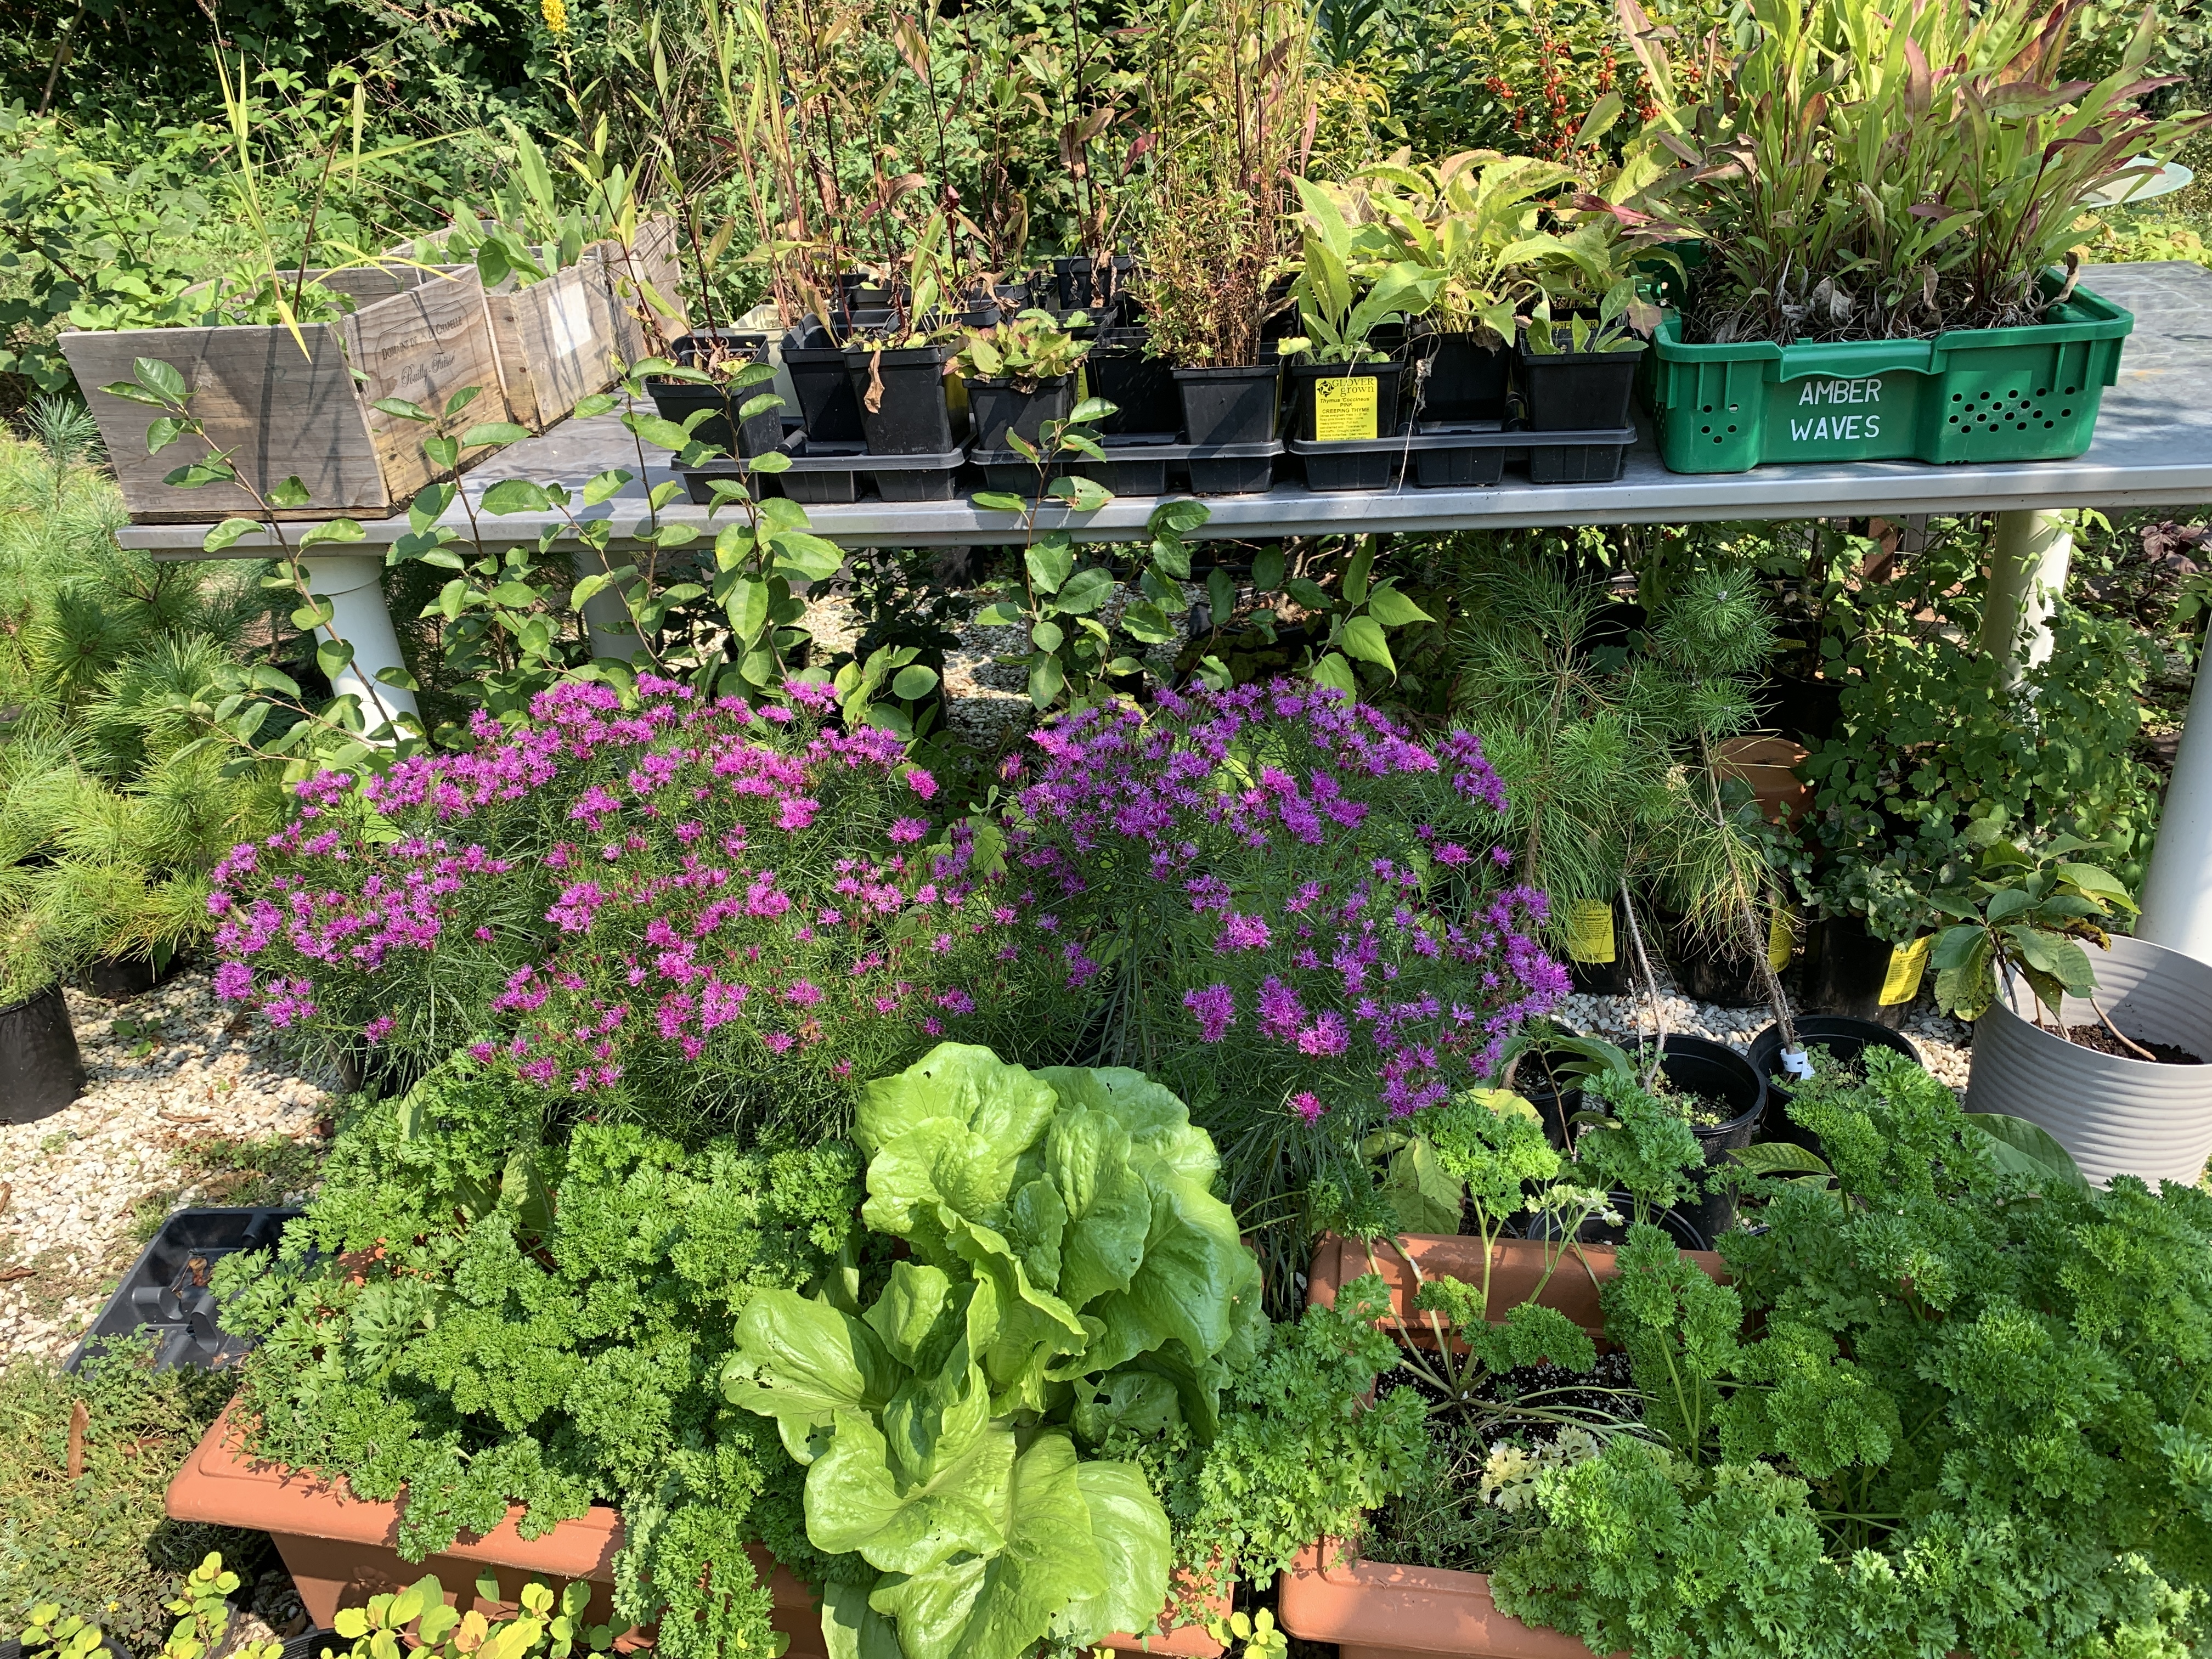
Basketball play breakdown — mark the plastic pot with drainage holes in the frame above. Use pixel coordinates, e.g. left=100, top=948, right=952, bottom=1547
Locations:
left=1644, top=275, right=2132, bottom=473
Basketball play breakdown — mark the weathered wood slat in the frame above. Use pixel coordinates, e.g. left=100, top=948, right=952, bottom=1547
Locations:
left=62, top=267, right=508, bottom=523
left=485, top=260, right=616, bottom=431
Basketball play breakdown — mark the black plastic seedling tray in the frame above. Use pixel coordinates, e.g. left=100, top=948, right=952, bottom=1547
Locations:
left=65, top=1205, right=301, bottom=1374
left=682, top=429, right=969, bottom=506
left=967, top=431, right=1285, bottom=498
left=1286, top=421, right=1637, bottom=490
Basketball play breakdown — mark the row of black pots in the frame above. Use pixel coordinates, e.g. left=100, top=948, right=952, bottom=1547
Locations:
left=1285, top=334, right=1641, bottom=445
left=1514, top=1017, right=1920, bottom=1247
left=1572, top=906, right=1927, bottom=1030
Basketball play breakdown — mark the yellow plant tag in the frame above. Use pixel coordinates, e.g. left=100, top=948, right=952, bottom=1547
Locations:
left=1567, top=900, right=1616, bottom=964
left=1312, top=374, right=1380, bottom=442
left=1768, top=905, right=1794, bottom=972
left=1879, top=934, right=1932, bottom=1006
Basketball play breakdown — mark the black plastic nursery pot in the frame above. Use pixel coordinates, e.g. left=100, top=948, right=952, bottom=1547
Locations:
left=1748, top=1016, right=1922, bottom=1155
left=1174, top=362, right=1282, bottom=450
left=1086, top=332, right=1182, bottom=435
left=1, top=982, right=86, bottom=1124
left=1663, top=919, right=1769, bottom=1009
left=1053, top=254, right=1136, bottom=313
left=784, top=323, right=867, bottom=445
left=1803, top=913, right=1927, bottom=1028
left=1408, top=330, right=1510, bottom=422
left=1628, top=1034, right=1767, bottom=1243
left=967, top=374, right=1076, bottom=454
left=647, top=331, right=781, bottom=458
left=1288, top=360, right=1403, bottom=444
left=1516, top=334, right=1647, bottom=432
left=844, top=342, right=961, bottom=455
left=86, top=952, right=162, bottom=1000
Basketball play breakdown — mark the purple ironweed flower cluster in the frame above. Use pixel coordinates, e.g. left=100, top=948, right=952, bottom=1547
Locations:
left=1008, top=680, right=1565, bottom=1132
left=210, top=676, right=1061, bottom=1137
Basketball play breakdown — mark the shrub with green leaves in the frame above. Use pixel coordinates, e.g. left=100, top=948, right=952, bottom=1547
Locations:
left=215, top=1060, right=860, bottom=1659
left=721, top=1044, right=1266, bottom=1659
left=1491, top=1049, right=2212, bottom=1659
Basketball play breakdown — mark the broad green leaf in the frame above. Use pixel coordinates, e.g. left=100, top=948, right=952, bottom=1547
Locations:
left=462, top=422, right=532, bottom=448
left=866, top=1431, right=1104, bottom=1659
left=857, top=1044, right=1060, bottom=1162
left=808, top=1407, right=1014, bottom=1574
left=1963, top=1113, right=2090, bottom=1193
left=1284, top=577, right=1333, bottom=611
left=1364, top=583, right=1433, bottom=627
left=1069, top=1371, right=1182, bottom=1448
left=1030, top=620, right=1064, bottom=652
left=1345, top=543, right=1375, bottom=605
left=1120, top=602, right=1174, bottom=645
left=1026, top=542, right=1073, bottom=595
left=298, top=518, right=365, bottom=548
left=1251, top=548, right=1285, bottom=592
left=1044, top=1107, right=1150, bottom=1310
left=772, top=532, right=847, bottom=582
left=1036, top=1068, right=1219, bottom=1185
left=725, top=577, right=769, bottom=644
left=725, top=1289, right=902, bottom=1442
left=1728, top=1142, right=1835, bottom=1178
left=822, top=1578, right=903, bottom=1659
left=1058, top=1461, right=1171, bottom=1646
left=1028, top=654, right=1065, bottom=710
left=1054, top=568, right=1115, bottom=615
left=373, top=398, right=433, bottom=422
left=751, top=450, right=793, bottom=475
left=481, top=478, right=552, bottom=515
left=891, top=664, right=939, bottom=699
left=1381, top=1136, right=1464, bottom=1234
left=1308, top=651, right=1358, bottom=699
left=973, top=492, right=1029, bottom=514
left=100, top=381, right=171, bottom=408
left=147, top=416, right=187, bottom=454
left=133, top=357, right=188, bottom=402
left=424, top=436, right=461, bottom=471
left=203, top=518, right=263, bottom=552
left=625, top=413, right=699, bottom=452
left=864, top=1261, right=956, bottom=1369
left=268, top=476, right=312, bottom=509
left=1340, top=614, right=1395, bottom=673
left=975, top=601, right=1026, bottom=626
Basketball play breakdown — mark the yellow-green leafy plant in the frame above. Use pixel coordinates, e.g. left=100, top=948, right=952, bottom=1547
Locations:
left=321, top=1574, right=614, bottom=1659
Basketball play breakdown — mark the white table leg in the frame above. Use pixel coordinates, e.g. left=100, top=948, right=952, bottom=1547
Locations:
left=2137, top=637, right=2212, bottom=966
left=572, top=543, right=645, bottom=661
left=1976, top=509, right=2074, bottom=682
left=303, top=554, right=419, bottom=738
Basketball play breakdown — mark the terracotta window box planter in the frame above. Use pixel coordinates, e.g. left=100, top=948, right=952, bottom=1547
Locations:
left=1278, top=1539, right=1613, bottom=1659
left=1305, top=1230, right=1729, bottom=1338
left=168, top=1407, right=1224, bottom=1655
left=1285, top=1232, right=1725, bottom=1657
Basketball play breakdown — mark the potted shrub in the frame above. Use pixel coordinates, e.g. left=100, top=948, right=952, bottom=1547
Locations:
left=955, top=307, right=1096, bottom=451
left=1295, top=1055, right=2212, bottom=1659
left=1136, top=0, right=1307, bottom=450
left=642, top=331, right=785, bottom=457
left=1276, top=177, right=1445, bottom=486
left=1635, top=0, right=2197, bottom=473
left=1933, top=839, right=2212, bottom=1184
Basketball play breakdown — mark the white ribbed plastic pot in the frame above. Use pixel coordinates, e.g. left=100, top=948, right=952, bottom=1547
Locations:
left=1964, top=934, right=2212, bottom=1187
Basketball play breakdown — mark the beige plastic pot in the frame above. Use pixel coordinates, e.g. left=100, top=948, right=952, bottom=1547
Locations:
left=168, top=1407, right=1223, bottom=1655
left=1963, top=933, right=2212, bottom=1187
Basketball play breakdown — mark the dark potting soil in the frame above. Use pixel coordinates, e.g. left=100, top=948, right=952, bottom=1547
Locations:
left=1671, top=1087, right=1737, bottom=1129
left=2063, top=1024, right=2204, bottom=1064
left=1362, top=1353, right=1640, bottom=1574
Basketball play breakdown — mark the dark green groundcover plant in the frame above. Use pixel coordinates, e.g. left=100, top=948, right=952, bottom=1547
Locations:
left=1489, top=1050, right=2212, bottom=1659
left=215, top=1058, right=861, bottom=1659
left=722, top=1044, right=1269, bottom=1659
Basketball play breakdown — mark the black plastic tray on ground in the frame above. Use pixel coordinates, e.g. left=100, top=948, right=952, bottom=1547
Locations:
left=681, top=431, right=969, bottom=506
left=65, top=1206, right=301, bottom=1374
left=968, top=431, right=1284, bottom=498
left=1286, top=420, right=1637, bottom=490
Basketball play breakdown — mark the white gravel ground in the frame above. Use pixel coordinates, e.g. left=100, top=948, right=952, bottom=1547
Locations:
left=1554, top=986, right=1974, bottom=1092
left=0, top=968, right=335, bottom=1362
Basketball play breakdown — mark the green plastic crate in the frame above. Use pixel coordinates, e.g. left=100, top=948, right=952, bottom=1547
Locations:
left=1645, top=279, right=2132, bottom=473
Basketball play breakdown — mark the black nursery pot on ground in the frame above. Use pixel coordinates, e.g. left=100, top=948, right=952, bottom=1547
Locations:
left=967, top=374, right=1076, bottom=454
left=845, top=342, right=962, bottom=454
left=0, top=983, right=86, bottom=1124
left=1516, top=331, right=1646, bottom=431
left=647, top=331, right=781, bottom=458
left=1407, top=330, right=1510, bottom=422
left=1662, top=916, right=1769, bottom=1008
left=86, top=952, right=162, bottom=1000
left=1173, top=362, right=1281, bottom=447
left=1748, top=1016, right=1922, bottom=1155
left=1804, top=913, right=1925, bottom=1028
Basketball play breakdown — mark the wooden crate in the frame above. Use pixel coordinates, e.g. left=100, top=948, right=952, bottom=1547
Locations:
left=61, top=265, right=511, bottom=523
left=590, top=213, right=692, bottom=366
left=388, top=230, right=624, bottom=431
